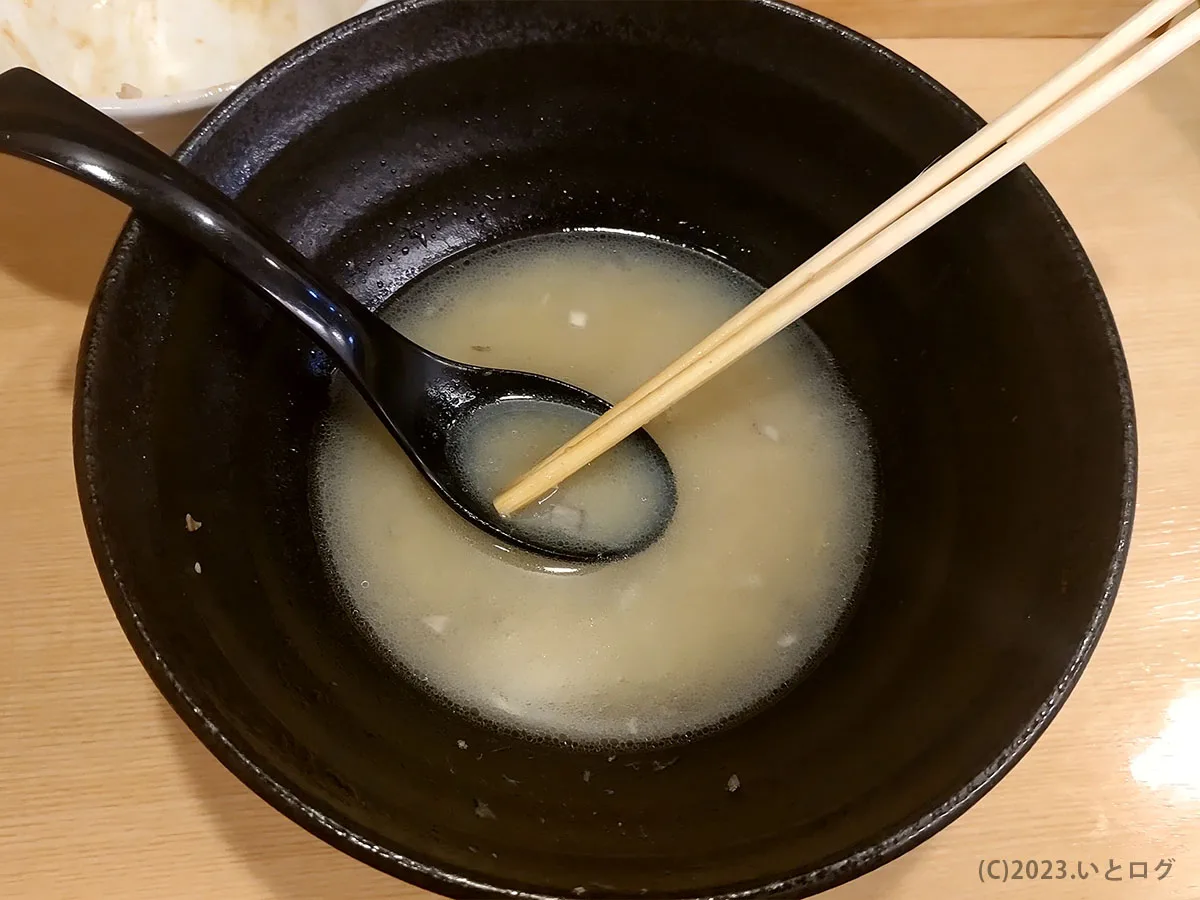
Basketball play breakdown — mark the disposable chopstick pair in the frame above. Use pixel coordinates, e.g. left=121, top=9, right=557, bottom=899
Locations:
left=494, top=0, right=1200, bottom=517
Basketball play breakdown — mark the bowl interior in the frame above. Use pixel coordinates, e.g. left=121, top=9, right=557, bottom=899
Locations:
left=76, top=2, right=1134, bottom=897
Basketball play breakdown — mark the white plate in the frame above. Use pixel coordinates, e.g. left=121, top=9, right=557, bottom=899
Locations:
left=0, top=0, right=374, bottom=127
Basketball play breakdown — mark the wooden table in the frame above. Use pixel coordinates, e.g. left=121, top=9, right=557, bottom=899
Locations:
left=2, top=38, right=1198, bottom=900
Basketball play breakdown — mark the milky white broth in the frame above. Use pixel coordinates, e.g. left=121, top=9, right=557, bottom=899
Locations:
left=312, top=231, right=876, bottom=745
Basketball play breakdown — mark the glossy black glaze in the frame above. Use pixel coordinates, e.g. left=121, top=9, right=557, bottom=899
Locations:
left=72, top=1, right=1136, bottom=898
left=0, top=68, right=673, bottom=562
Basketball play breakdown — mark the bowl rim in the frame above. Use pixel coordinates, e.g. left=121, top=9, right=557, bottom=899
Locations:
left=86, top=81, right=239, bottom=122
left=73, top=0, right=1139, bottom=897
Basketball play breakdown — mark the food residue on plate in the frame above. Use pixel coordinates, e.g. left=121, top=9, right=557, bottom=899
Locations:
left=0, top=0, right=363, bottom=99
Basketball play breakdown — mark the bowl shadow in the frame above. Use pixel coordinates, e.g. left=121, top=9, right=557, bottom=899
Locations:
left=0, top=108, right=203, bottom=309
left=159, top=700, right=922, bottom=900
left=0, top=156, right=127, bottom=307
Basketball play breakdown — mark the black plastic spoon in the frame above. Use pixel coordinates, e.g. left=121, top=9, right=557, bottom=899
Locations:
left=0, top=68, right=676, bottom=562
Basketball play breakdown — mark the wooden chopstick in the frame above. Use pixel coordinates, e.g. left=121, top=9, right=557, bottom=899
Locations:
left=494, top=0, right=1200, bottom=517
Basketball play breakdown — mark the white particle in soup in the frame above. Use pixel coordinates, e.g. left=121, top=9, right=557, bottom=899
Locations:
left=756, top=422, right=781, bottom=442
left=473, top=799, right=495, bottom=819
left=312, top=230, right=876, bottom=746
left=422, top=615, right=449, bottom=634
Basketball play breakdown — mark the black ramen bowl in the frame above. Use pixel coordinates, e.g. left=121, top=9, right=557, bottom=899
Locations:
left=73, top=1, right=1136, bottom=897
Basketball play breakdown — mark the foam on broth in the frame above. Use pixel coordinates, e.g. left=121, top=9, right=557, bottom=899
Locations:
left=312, top=231, right=875, bottom=745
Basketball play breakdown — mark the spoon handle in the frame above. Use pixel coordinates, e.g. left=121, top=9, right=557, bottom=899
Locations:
left=0, top=67, right=383, bottom=378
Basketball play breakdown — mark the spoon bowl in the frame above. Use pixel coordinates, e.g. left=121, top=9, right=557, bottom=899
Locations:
left=0, top=67, right=676, bottom=562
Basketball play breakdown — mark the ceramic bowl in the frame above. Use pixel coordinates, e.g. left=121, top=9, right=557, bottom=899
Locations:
left=0, top=0, right=372, bottom=126
left=73, top=1, right=1136, bottom=897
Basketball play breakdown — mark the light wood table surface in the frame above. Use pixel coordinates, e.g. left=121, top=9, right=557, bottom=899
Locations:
left=803, top=0, right=1151, bottom=36
left=1, top=38, right=1198, bottom=900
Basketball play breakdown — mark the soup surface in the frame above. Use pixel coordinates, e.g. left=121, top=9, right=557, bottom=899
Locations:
left=312, top=231, right=875, bottom=745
